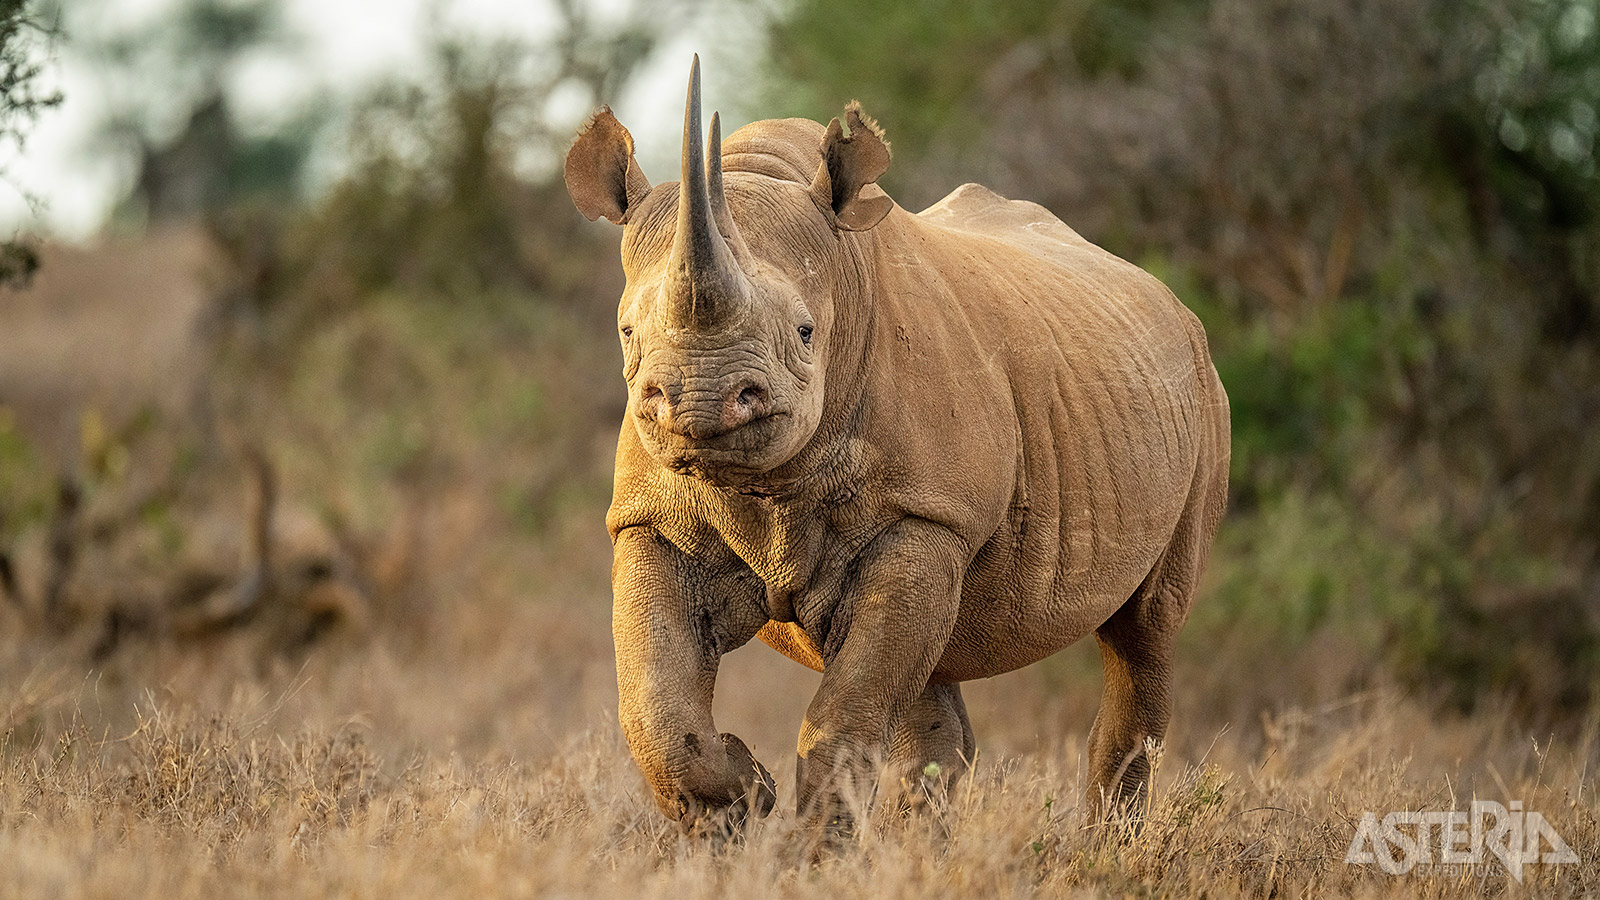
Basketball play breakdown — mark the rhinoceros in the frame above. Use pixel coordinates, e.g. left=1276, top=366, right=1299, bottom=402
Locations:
left=563, top=57, right=1230, bottom=835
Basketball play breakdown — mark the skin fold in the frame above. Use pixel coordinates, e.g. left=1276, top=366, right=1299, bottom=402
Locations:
left=564, top=58, right=1230, bottom=837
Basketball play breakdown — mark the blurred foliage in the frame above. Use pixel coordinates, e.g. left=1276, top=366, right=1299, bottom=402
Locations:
left=210, top=1, right=679, bottom=347
left=0, top=0, right=60, bottom=287
left=0, top=407, right=49, bottom=531
left=189, top=2, right=666, bottom=596
left=51, top=0, right=320, bottom=223
left=287, top=40, right=597, bottom=303
left=0, top=1, right=659, bottom=647
left=763, top=0, right=1204, bottom=199
left=763, top=0, right=1600, bottom=717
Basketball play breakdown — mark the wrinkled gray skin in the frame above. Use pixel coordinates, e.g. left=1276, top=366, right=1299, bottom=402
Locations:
left=563, top=58, right=1230, bottom=837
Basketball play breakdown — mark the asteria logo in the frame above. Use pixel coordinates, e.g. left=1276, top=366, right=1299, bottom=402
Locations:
left=1345, top=800, right=1580, bottom=882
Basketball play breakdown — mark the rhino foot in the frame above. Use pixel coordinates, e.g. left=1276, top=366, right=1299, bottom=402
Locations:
left=717, top=731, right=777, bottom=820
left=679, top=732, right=776, bottom=839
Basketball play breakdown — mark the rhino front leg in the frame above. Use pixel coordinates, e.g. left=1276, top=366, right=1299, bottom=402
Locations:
left=795, top=518, right=963, bottom=835
left=612, top=526, right=776, bottom=831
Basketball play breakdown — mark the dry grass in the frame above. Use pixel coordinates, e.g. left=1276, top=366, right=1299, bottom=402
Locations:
left=2, top=653, right=1595, bottom=899
left=1, top=233, right=1596, bottom=898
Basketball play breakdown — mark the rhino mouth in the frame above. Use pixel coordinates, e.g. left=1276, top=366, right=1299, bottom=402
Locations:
left=643, top=410, right=791, bottom=473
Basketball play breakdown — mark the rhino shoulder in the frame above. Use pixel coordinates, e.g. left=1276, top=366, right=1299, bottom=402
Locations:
left=916, top=183, right=1092, bottom=252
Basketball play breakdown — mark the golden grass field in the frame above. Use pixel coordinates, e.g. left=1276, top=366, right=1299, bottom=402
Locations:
left=0, top=232, right=1595, bottom=898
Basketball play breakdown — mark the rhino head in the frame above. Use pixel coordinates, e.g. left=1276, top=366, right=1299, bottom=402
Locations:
left=563, top=56, right=893, bottom=483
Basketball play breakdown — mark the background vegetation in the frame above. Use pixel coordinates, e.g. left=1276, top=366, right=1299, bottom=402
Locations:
left=0, top=0, right=1596, bottom=896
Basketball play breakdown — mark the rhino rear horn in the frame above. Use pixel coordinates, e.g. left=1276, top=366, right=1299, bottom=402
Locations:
left=707, top=110, right=751, bottom=263
left=810, top=102, right=894, bottom=232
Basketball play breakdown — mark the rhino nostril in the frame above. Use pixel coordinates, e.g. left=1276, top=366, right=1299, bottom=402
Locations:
left=737, top=385, right=766, bottom=408
left=638, top=384, right=672, bottom=425
left=640, top=385, right=669, bottom=420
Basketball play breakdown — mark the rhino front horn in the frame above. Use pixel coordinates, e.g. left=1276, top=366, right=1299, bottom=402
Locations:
left=663, top=55, right=752, bottom=332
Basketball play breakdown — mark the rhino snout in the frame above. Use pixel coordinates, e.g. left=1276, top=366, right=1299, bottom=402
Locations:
left=638, top=377, right=772, bottom=440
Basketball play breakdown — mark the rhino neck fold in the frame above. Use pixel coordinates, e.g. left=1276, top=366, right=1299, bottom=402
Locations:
left=754, top=234, right=882, bottom=498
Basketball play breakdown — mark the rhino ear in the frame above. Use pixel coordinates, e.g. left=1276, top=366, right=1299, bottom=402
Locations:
left=810, top=102, right=893, bottom=232
left=565, top=107, right=652, bottom=225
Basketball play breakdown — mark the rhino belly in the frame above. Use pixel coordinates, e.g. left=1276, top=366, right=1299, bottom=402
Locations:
left=931, top=528, right=1146, bottom=681
left=931, top=410, right=1195, bottom=682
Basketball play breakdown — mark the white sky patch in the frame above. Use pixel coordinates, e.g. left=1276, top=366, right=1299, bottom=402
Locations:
left=0, top=53, right=120, bottom=240
left=227, top=51, right=320, bottom=134
left=280, top=0, right=429, bottom=90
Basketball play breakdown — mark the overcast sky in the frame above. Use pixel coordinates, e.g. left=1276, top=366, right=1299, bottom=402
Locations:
left=0, top=0, right=758, bottom=240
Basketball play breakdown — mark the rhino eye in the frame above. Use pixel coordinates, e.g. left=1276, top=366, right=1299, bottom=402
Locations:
left=798, top=324, right=813, bottom=345
left=621, top=326, right=634, bottom=338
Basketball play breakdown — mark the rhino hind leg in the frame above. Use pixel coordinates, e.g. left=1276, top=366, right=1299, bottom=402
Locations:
left=1085, top=600, right=1174, bottom=823
left=883, top=681, right=975, bottom=818
left=1085, top=467, right=1223, bottom=823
